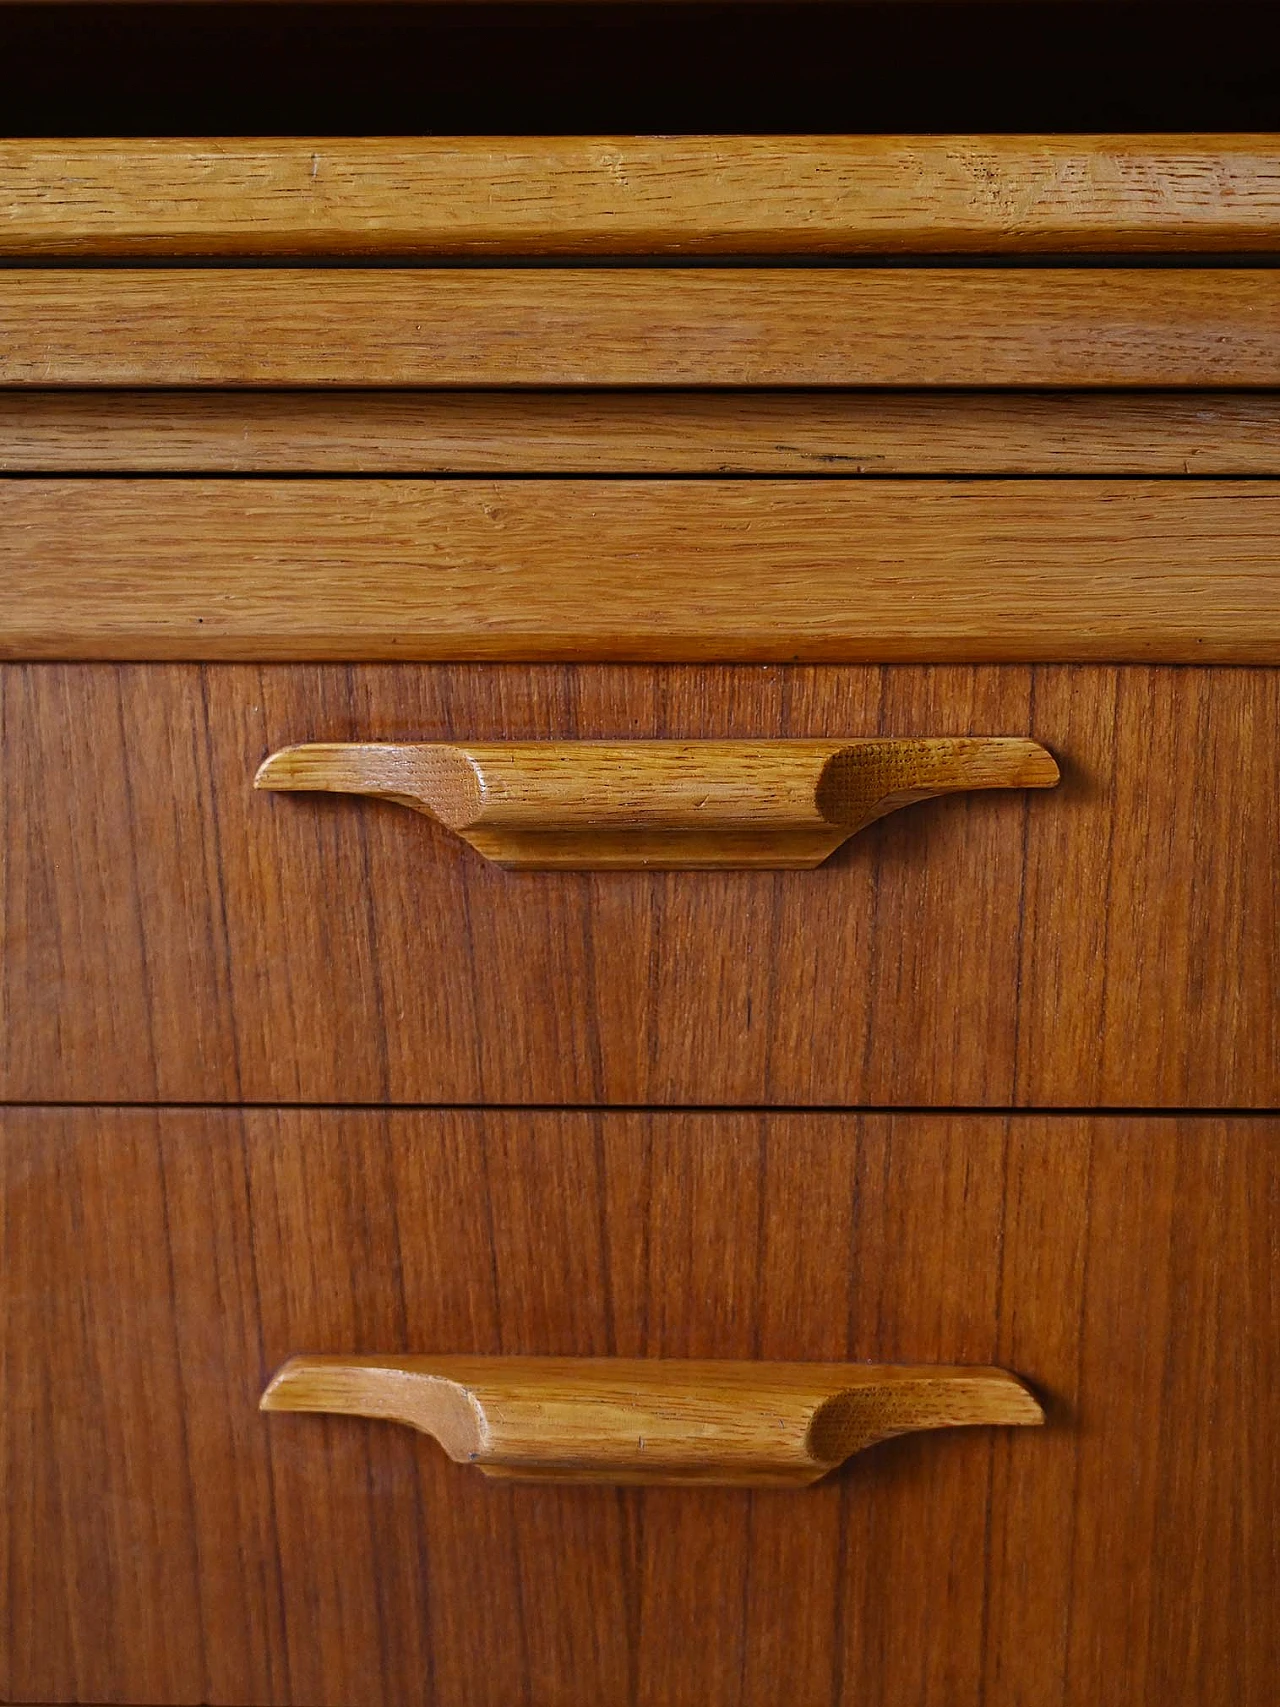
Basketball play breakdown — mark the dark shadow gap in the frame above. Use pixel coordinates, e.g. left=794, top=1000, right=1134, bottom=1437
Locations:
left=1, top=3, right=1278, bottom=136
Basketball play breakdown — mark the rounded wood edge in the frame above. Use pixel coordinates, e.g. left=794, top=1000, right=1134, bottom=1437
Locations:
left=253, top=737, right=1061, bottom=868
left=260, top=1356, right=1045, bottom=1486
left=7, top=136, right=1280, bottom=257
left=260, top=1355, right=486, bottom=1462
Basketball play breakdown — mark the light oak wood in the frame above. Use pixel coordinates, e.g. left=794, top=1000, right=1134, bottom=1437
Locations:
left=260, top=1355, right=1042, bottom=1486
left=3, top=663, right=1273, bottom=1108
left=3, top=1107, right=1276, bottom=1704
left=3, top=268, right=1279, bottom=388
left=5, top=478, right=1280, bottom=663
left=8, top=389, right=1280, bottom=474
left=254, top=737, right=1058, bottom=868
left=6, top=137, right=1280, bottom=256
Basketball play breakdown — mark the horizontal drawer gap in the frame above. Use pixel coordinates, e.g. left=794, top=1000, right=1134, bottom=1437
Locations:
left=10, top=256, right=1280, bottom=272
left=6, top=390, right=1280, bottom=476
left=10, top=471, right=1280, bottom=484
left=4, top=1102, right=1277, bottom=1120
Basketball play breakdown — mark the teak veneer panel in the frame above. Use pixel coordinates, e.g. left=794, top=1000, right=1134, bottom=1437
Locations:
left=6, top=136, right=1280, bottom=256
left=2, top=662, right=1274, bottom=1106
left=2, top=1107, right=1276, bottom=1705
left=8, top=390, right=1280, bottom=474
left=3, top=269, right=1280, bottom=387
left=4, top=478, right=1280, bottom=664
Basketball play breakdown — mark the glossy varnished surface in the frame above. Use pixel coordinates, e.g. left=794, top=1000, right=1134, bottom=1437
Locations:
left=1, top=662, right=1274, bottom=1106
left=1, top=1108, right=1275, bottom=1705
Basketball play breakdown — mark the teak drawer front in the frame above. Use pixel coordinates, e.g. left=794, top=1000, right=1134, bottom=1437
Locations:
left=2, top=662, right=1275, bottom=1107
left=2, top=1107, right=1276, bottom=1706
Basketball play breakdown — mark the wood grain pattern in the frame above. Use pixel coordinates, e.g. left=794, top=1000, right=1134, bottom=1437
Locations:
left=6, top=136, right=1280, bottom=256
left=260, top=1355, right=1041, bottom=1484
left=1, top=662, right=1273, bottom=1107
left=2, top=1107, right=1275, bottom=1705
left=9, top=389, right=1280, bottom=475
left=5, top=478, right=1280, bottom=664
left=3, top=269, right=1280, bottom=388
left=253, top=737, right=1058, bottom=868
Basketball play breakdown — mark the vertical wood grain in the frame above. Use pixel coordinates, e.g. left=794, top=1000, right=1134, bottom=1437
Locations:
left=1, top=663, right=1274, bottom=1107
left=1014, top=666, right=1280, bottom=1105
left=3, top=1108, right=1276, bottom=1705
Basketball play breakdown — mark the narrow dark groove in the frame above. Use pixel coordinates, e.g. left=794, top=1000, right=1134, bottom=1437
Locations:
left=2, top=1099, right=1276, bottom=1117
left=7, top=469, right=1280, bottom=482
left=7, top=255, right=1280, bottom=272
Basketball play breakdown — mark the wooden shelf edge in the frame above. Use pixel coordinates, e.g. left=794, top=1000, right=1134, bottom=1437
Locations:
left=4, top=477, right=1279, bottom=664
left=5, top=135, right=1280, bottom=257
left=6, top=390, right=1280, bottom=475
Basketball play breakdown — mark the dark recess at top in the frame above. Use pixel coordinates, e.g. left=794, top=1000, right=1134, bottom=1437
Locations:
left=1, top=3, right=1278, bottom=137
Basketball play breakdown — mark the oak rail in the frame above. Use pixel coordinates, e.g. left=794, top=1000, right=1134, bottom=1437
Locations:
left=4, top=477, right=1280, bottom=662
left=6, top=389, right=1280, bottom=473
left=5, top=136, right=1280, bottom=256
left=3, top=269, right=1280, bottom=388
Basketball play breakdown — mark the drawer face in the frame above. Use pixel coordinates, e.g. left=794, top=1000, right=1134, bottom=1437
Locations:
left=2, top=1108, right=1276, bottom=1706
left=1, top=662, right=1276, bottom=1106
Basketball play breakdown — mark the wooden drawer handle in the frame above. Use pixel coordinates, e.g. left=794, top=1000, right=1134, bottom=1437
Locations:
left=254, top=737, right=1058, bottom=869
left=260, top=1356, right=1043, bottom=1486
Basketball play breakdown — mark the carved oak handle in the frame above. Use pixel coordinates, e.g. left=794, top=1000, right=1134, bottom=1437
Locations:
left=260, top=1356, right=1043, bottom=1486
left=254, top=737, right=1058, bottom=869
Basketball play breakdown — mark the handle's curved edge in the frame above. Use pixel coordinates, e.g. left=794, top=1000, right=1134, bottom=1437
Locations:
left=260, top=1356, right=487, bottom=1462
left=254, top=742, right=481, bottom=828
left=260, top=1356, right=1043, bottom=1486
left=254, top=738, right=1059, bottom=870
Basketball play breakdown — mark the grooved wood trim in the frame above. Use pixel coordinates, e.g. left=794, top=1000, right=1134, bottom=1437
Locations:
left=3, top=269, right=1280, bottom=388
left=4, top=478, right=1280, bottom=663
left=8, top=389, right=1280, bottom=474
left=5, top=137, right=1280, bottom=256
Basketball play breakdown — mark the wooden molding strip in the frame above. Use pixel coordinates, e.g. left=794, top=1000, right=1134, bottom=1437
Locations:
left=7, top=389, right=1280, bottom=474
left=253, top=738, right=1060, bottom=869
left=260, top=1356, right=1043, bottom=1486
left=3, top=269, right=1280, bottom=388
left=4, top=478, right=1280, bottom=663
left=5, top=137, right=1280, bottom=256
